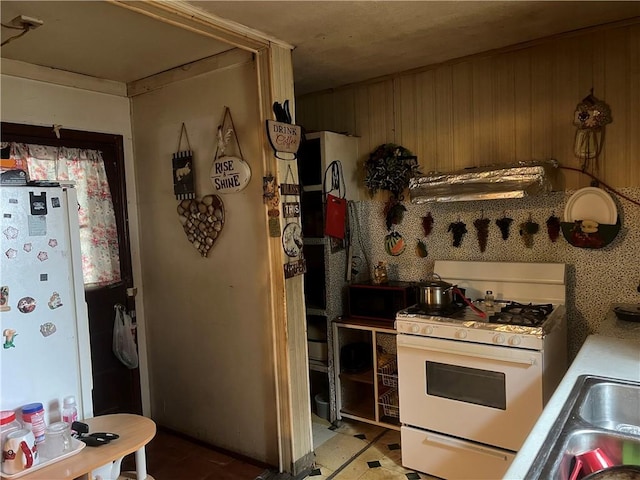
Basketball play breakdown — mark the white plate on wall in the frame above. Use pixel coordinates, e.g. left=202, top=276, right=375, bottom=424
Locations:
left=564, top=187, right=617, bottom=225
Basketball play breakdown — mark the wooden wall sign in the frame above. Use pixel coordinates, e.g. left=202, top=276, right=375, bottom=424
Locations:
left=283, top=202, right=300, bottom=218
left=173, top=123, right=195, bottom=200
left=284, top=258, right=306, bottom=279
left=280, top=183, right=300, bottom=196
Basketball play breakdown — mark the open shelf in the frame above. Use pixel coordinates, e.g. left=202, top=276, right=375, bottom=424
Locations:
left=334, top=320, right=400, bottom=430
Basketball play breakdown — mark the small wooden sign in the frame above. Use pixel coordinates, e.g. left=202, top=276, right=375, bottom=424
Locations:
left=280, top=183, right=300, bottom=196
left=283, top=202, right=300, bottom=218
left=284, top=258, right=306, bottom=279
left=265, top=120, right=302, bottom=160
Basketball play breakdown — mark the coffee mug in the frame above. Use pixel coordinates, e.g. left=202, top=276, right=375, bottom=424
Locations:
left=2, top=428, right=39, bottom=475
left=40, top=422, right=72, bottom=460
left=575, top=448, right=615, bottom=476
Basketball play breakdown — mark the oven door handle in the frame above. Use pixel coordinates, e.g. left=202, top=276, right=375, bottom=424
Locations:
left=424, top=434, right=510, bottom=461
left=397, top=338, right=537, bottom=366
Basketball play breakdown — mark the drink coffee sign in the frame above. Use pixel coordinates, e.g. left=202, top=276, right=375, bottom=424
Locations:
left=266, top=120, right=302, bottom=160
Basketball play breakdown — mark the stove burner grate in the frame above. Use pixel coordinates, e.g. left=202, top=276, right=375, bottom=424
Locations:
left=488, top=302, right=553, bottom=326
left=404, top=302, right=466, bottom=317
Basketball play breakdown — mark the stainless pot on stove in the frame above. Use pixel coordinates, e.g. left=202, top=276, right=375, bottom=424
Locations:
left=418, top=275, right=454, bottom=308
left=418, top=274, right=486, bottom=317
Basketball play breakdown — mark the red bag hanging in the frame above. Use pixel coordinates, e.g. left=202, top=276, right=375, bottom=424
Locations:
left=325, top=194, right=347, bottom=239
left=324, top=161, right=347, bottom=239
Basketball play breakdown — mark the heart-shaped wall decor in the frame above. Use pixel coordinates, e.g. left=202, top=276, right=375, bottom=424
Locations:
left=177, top=195, right=224, bottom=257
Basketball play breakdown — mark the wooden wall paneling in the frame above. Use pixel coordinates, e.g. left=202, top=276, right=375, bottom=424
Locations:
left=452, top=62, right=474, bottom=170
left=435, top=66, right=454, bottom=170
left=591, top=30, right=608, bottom=181
left=513, top=50, right=533, bottom=163
left=353, top=86, right=373, bottom=157
left=472, top=56, right=496, bottom=165
left=330, top=88, right=357, bottom=136
left=551, top=37, right=580, bottom=187
left=295, top=95, right=317, bottom=132
left=493, top=52, right=517, bottom=163
left=296, top=22, right=639, bottom=190
left=603, top=27, right=631, bottom=187
left=395, top=75, right=417, bottom=155
left=627, top=26, right=640, bottom=187
left=362, top=80, right=395, bottom=153
left=530, top=44, right=557, bottom=182
left=566, top=32, right=599, bottom=189
left=415, top=70, right=438, bottom=172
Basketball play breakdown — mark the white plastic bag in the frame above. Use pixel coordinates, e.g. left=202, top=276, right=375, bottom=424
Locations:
left=112, top=304, right=138, bottom=369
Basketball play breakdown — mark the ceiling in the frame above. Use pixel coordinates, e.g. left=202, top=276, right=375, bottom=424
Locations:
left=1, top=1, right=639, bottom=96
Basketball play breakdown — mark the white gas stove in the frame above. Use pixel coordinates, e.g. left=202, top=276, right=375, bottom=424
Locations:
left=396, top=260, right=568, bottom=480
left=396, top=299, right=566, bottom=350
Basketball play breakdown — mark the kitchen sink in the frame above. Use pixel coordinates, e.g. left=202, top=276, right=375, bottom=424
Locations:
left=525, top=375, right=640, bottom=479
left=579, top=382, right=640, bottom=432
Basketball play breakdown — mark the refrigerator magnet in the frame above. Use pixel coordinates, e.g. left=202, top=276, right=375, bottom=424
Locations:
left=37, top=251, right=48, bottom=262
left=3, top=329, right=17, bottom=348
left=29, top=191, right=48, bottom=215
left=48, top=292, right=62, bottom=309
left=48, top=238, right=58, bottom=248
left=17, top=296, right=36, bottom=313
left=40, top=322, right=56, bottom=337
left=23, top=243, right=32, bottom=252
left=0, top=286, right=10, bottom=312
left=5, top=248, right=17, bottom=259
left=3, top=225, right=18, bottom=240
left=28, top=215, right=46, bottom=236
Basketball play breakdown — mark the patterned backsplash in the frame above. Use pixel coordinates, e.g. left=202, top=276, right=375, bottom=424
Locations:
left=347, top=187, right=640, bottom=359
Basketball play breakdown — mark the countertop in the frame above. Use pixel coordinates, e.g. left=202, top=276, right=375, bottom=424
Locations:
left=504, top=328, right=640, bottom=479
left=597, top=303, right=640, bottom=341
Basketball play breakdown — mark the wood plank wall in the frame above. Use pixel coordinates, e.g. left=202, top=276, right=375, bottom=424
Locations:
left=296, top=21, right=640, bottom=190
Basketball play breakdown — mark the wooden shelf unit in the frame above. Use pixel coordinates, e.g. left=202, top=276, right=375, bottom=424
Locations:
left=333, top=318, right=400, bottom=430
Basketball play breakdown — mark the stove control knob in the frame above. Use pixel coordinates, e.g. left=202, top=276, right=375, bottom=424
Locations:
left=493, top=334, right=505, bottom=344
left=509, top=336, right=521, bottom=346
left=410, top=324, right=420, bottom=334
left=422, top=325, right=434, bottom=335
left=455, top=330, right=467, bottom=339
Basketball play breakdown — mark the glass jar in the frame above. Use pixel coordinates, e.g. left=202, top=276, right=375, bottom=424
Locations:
left=21, top=403, right=46, bottom=445
left=1, top=410, right=22, bottom=448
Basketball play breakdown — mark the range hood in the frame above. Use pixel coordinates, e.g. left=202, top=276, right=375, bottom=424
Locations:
left=409, top=160, right=559, bottom=203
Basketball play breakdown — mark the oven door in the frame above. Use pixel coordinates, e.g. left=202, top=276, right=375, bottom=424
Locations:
left=397, top=334, right=543, bottom=451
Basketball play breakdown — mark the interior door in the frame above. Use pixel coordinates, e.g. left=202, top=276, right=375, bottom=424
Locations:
left=1, top=122, right=142, bottom=416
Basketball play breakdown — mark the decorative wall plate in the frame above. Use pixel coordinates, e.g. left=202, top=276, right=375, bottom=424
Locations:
left=564, top=187, right=617, bottom=225
left=177, top=195, right=224, bottom=257
left=282, top=222, right=303, bottom=257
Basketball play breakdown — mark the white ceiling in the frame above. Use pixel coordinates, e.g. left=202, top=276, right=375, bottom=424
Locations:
left=1, top=1, right=639, bottom=96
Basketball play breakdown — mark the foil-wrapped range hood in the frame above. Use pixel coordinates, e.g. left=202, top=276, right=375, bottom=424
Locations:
left=409, top=160, right=559, bottom=203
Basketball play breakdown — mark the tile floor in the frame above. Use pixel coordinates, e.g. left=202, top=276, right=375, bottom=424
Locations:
left=118, top=417, right=434, bottom=480
left=307, top=416, right=435, bottom=480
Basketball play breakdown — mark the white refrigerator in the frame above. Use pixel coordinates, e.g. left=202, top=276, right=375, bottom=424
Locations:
left=0, top=184, right=93, bottom=422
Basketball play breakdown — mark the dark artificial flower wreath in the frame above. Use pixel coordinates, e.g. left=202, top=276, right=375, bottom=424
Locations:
left=364, top=143, right=420, bottom=198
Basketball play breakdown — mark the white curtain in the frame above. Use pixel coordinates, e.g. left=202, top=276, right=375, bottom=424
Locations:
left=4, top=142, right=121, bottom=288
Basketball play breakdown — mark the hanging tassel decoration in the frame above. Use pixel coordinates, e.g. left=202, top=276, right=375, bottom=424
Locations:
left=385, top=199, right=407, bottom=231
left=496, top=214, right=513, bottom=240
left=519, top=215, right=539, bottom=248
left=546, top=214, right=561, bottom=242
left=474, top=216, right=491, bottom=253
left=422, top=212, right=434, bottom=237
left=448, top=220, right=467, bottom=248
